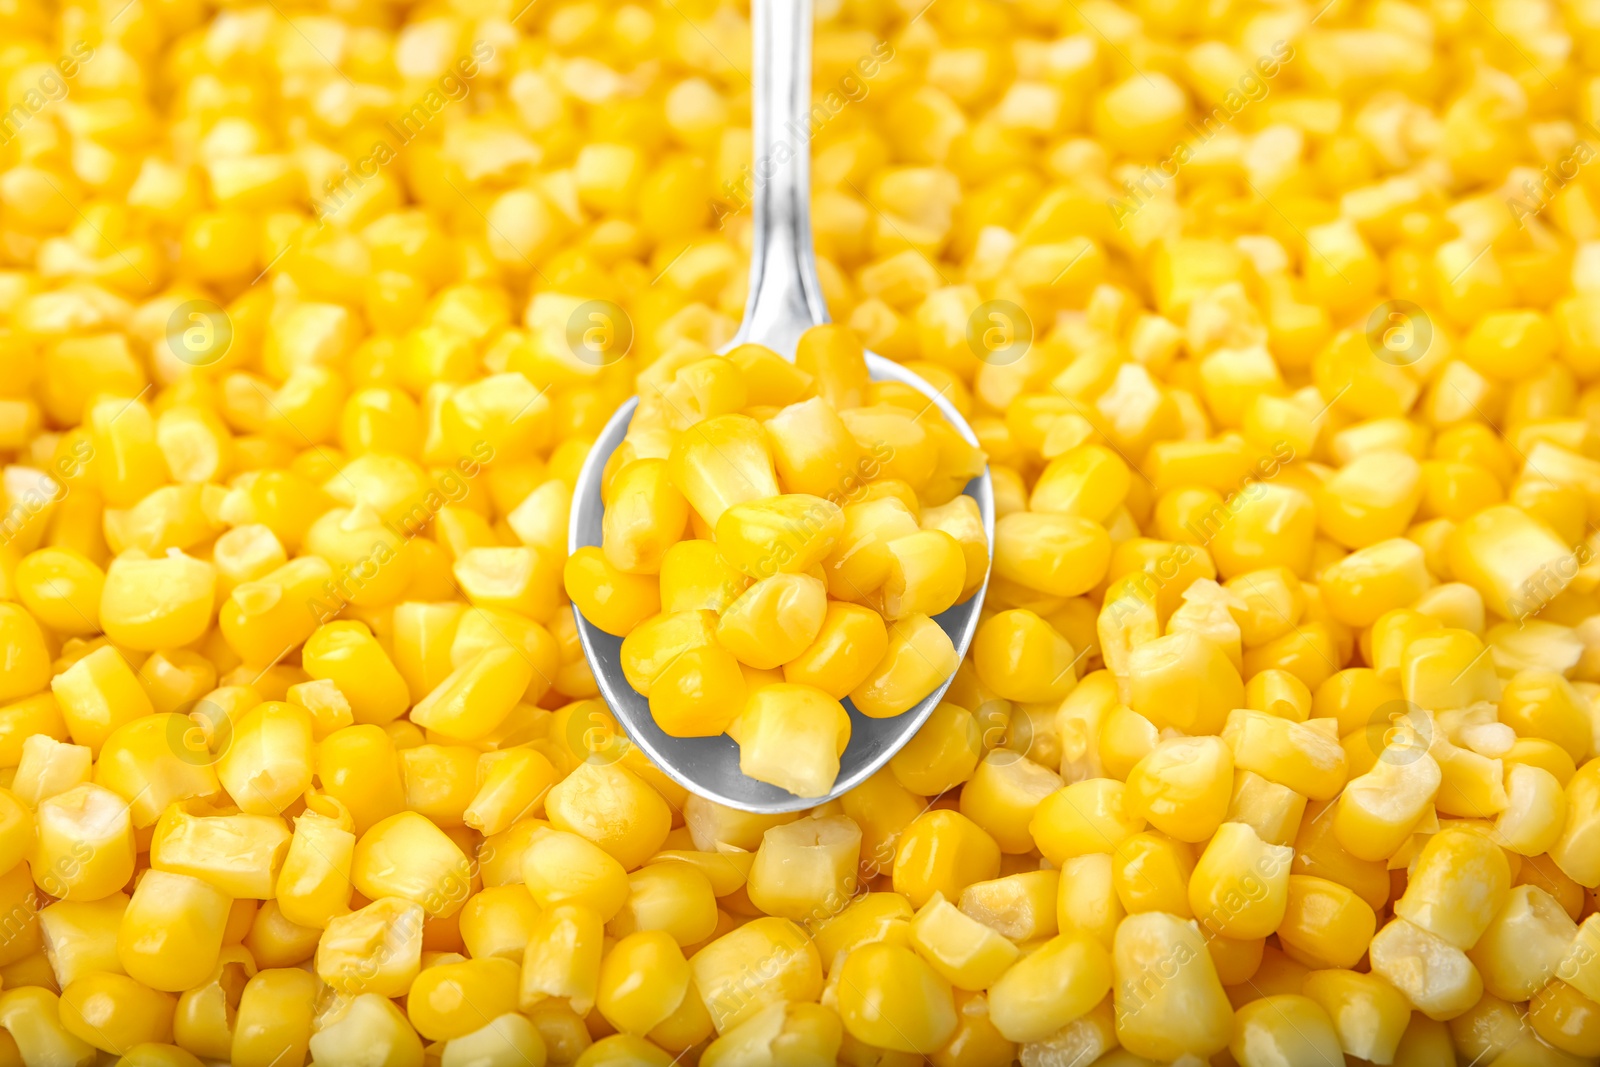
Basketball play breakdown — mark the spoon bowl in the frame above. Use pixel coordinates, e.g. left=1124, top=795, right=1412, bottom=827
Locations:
left=567, top=0, right=993, bottom=812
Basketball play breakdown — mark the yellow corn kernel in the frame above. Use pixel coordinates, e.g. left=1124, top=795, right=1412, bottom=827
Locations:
left=411, top=647, right=535, bottom=742
left=563, top=546, right=661, bottom=637
left=439, top=1013, right=548, bottom=1067
left=465, top=747, right=556, bottom=836
left=1501, top=670, right=1592, bottom=763
left=690, top=915, right=822, bottom=1033
left=32, top=782, right=135, bottom=901
left=277, top=795, right=354, bottom=930
left=1528, top=979, right=1600, bottom=1060
left=1278, top=875, right=1378, bottom=970
left=668, top=414, right=782, bottom=528
left=1226, top=771, right=1307, bottom=849
left=992, top=512, right=1111, bottom=598
left=1189, top=822, right=1292, bottom=940
left=716, top=572, right=828, bottom=669
left=308, top=993, right=423, bottom=1067
left=732, top=683, right=852, bottom=799
left=972, top=609, right=1077, bottom=704
left=957, top=870, right=1059, bottom=945
left=1301, top=968, right=1412, bottom=1065
left=316, top=897, right=424, bottom=997
left=15, top=547, right=104, bottom=636
left=891, top=810, right=1001, bottom=910
left=1369, top=916, right=1484, bottom=1022
left=1125, top=736, right=1234, bottom=844
left=521, top=827, right=629, bottom=921
left=907, top=892, right=1019, bottom=991
left=1055, top=854, right=1124, bottom=951
left=1497, top=762, right=1567, bottom=856
left=1111, top=831, right=1194, bottom=918
left=542, top=759, right=672, bottom=871
left=607, top=860, right=719, bottom=947
left=700, top=1001, right=842, bottom=1067
left=218, top=556, right=331, bottom=666
left=215, top=701, right=312, bottom=816
left=0, top=987, right=98, bottom=1067
left=118, top=870, right=230, bottom=992
left=16, top=734, right=91, bottom=807
left=1393, top=826, right=1510, bottom=949
left=602, top=460, right=689, bottom=576
left=1334, top=747, right=1441, bottom=862
left=1126, top=630, right=1243, bottom=736
left=1210, top=485, right=1318, bottom=578
left=300, top=621, right=410, bottom=726
left=149, top=806, right=289, bottom=899
left=1031, top=778, right=1146, bottom=865
left=746, top=815, right=860, bottom=921
left=352, top=811, right=472, bottom=918
left=98, top=551, right=216, bottom=653
left=58, top=972, right=176, bottom=1054
left=1229, top=994, right=1346, bottom=1067
left=38, top=891, right=126, bottom=987
left=230, top=968, right=318, bottom=1067
left=891, top=701, right=980, bottom=796
left=1222, top=709, right=1347, bottom=800
left=850, top=613, right=959, bottom=717
left=836, top=941, right=958, bottom=1055
left=958, top=751, right=1064, bottom=854
left=620, top=610, right=717, bottom=696
left=593, top=930, right=692, bottom=1037
left=1469, top=884, right=1576, bottom=1003
left=408, top=956, right=522, bottom=1041
left=1112, top=911, right=1233, bottom=1062
left=316, top=725, right=406, bottom=836
left=823, top=496, right=922, bottom=600
left=453, top=546, right=562, bottom=622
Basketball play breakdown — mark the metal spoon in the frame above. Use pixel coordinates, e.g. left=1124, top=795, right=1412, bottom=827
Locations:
left=568, top=0, right=994, bottom=813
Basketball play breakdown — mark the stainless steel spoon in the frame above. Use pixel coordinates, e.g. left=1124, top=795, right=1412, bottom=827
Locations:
left=569, top=0, right=994, bottom=813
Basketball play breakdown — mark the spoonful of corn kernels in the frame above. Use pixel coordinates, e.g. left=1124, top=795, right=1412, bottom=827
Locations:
left=565, top=0, right=994, bottom=812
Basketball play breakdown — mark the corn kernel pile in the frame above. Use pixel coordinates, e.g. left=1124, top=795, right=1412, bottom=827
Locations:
left=3, top=0, right=1600, bottom=1063
left=579, top=323, right=987, bottom=798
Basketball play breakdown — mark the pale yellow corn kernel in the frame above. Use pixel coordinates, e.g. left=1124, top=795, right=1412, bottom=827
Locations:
left=15, top=547, right=104, bottom=636
left=992, top=512, right=1111, bottom=598
left=149, top=806, right=289, bottom=899
left=39, top=892, right=127, bottom=988
left=1369, top=917, right=1484, bottom=1021
left=1189, top=822, right=1293, bottom=941
left=746, top=815, right=860, bottom=921
left=972, top=609, right=1077, bottom=705
left=1333, top=749, right=1442, bottom=863
left=33, top=782, right=135, bottom=901
left=316, top=897, right=425, bottom=998
left=1497, top=762, right=1567, bottom=856
left=1393, top=826, right=1510, bottom=949
left=218, top=556, right=331, bottom=667
left=408, top=956, right=521, bottom=1042
left=1124, top=736, right=1234, bottom=844
left=439, top=1012, right=548, bottom=1067
left=308, top=992, right=423, bottom=1067
left=691, top=915, right=822, bottom=1034
left=118, top=870, right=230, bottom=992
left=214, top=701, right=312, bottom=816
left=606, top=860, right=719, bottom=947
left=1125, top=630, right=1242, bottom=736
left=716, top=572, right=828, bottom=669
left=1468, top=884, right=1576, bottom=1003
left=351, top=811, right=473, bottom=918
left=1302, top=968, right=1412, bottom=1065
left=1229, top=994, right=1345, bottom=1067
left=1112, top=911, right=1233, bottom=1061
left=59, top=969, right=176, bottom=1055
left=101, top=551, right=216, bottom=652
left=849, top=613, right=959, bottom=718
left=1557, top=913, right=1600, bottom=1005
left=0, top=987, right=98, bottom=1067
left=1054, top=854, right=1124, bottom=951
left=835, top=940, right=957, bottom=1055
left=276, top=796, right=354, bottom=931
left=1222, top=708, right=1347, bottom=800
left=410, top=647, right=535, bottom=742
left=15, top=734, right=91, bottom=807
left=908, top=892, right=1020, bottom=991
left=50, top=644, right=154, bottom=758
left=700, top=1000, right=842, bottom=1067
left=1030, top=778, right=1145, bottom=866
left=1225, top=771, right=1307, bottom=849
left=732, top=683, right=852, bottom=799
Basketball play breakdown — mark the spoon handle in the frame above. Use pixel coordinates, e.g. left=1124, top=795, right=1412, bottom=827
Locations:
left=735, top=0, right=830, bottom=357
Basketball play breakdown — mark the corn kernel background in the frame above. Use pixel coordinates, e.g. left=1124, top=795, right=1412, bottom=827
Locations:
left=0, top=0, right=1597, bottom=1063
